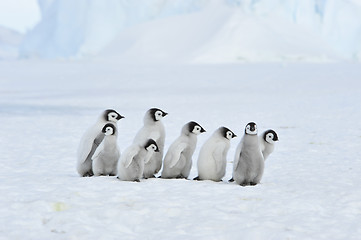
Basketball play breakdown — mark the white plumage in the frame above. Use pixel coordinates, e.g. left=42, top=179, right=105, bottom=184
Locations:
left=161, top=121, right=205, bottom=179
left=76, top=109, right=124, bottom=177
left=133, top=108, right=167, bottom=178
left=92, top=123, right=120, bottom=176
left=117, top=139, right=159, bottom=182
left=195, top=127, right=236, bottom=182
left=233, top=122, right=264, bottom=186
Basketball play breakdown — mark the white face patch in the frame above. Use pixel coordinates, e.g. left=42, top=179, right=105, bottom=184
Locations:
left=266, top=133, right=274, bottom=144
left=154, top=110, right=163, bottom=121
left=226, top=131, right=233, bottom=140
left=245, top=124, right=258, bottom=135
left=192, top=126, right=202, bottom=135
left=147, top=144, right=158, bottom=152
left=104, top=126, right=114, bottom=136
left=108, top=112, right=118, bottom=122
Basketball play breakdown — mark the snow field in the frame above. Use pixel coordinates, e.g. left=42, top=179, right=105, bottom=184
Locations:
left=0, top=60, right=361, bottom=239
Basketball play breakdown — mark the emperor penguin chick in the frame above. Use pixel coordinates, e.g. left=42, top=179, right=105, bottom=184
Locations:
left=259, top=129, right=279, bottom=161
left=194, top=127, right=236, bottom=182
left=92, top=123, right=120, bottom=176
left=77, top=109, right=124, bottom=177
left=233, top=122, right=264, bottom=186
left=117, top=139, right=159, bottom=182
left=161, top=121, right=206, bottom=179
left=133, top=108, right=167, bottom=178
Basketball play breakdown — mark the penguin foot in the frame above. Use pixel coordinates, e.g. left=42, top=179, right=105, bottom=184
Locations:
left=240, top=181, right=249, bottom=187
left=82, top=171, right=94, bottom=177
left=143, top=175, right=156, bottom=179
left=176, top=174, right=186, bottom=179
left=134, top=179, right=140, bottom=182
left=250, top=182, right=258, bottom=186
left=193, top=176, right=201, bottom=181
left=228, top=178, right=234, bottom=182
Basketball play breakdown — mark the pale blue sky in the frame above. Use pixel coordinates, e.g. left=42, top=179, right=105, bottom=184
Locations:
left=0, top=0, right=40, bottom=33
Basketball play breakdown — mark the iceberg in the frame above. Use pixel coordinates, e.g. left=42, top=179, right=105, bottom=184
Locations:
left=19, top=0, right=361, bottom=62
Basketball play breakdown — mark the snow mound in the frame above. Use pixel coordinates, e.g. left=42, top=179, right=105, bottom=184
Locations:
left=20, top=0, right=361, bottom=62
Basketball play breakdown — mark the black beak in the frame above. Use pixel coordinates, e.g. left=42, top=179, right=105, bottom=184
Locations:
left=201, top=127, right=206, bottom=133
left=117, top=115, right=125, bottom=120
left=233, top=134, right=237, bottom=138
left=162, top=112, right=168, bottom=117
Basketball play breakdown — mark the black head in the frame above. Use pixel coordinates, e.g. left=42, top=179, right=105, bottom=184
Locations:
left=245, top=122, right=258, bottom=135
left=102, top=123, right=116, bottom=135
left=104, top=109, right=124, bottom=122
left=149, top=108, right=168, bottom=121
left=188, top=121, right=206, bottom=135
left=144, top=139, right=159, bottom=152
left=220, top=127, right=237, bottom=140
left=263, top=129, right=279, bottom=143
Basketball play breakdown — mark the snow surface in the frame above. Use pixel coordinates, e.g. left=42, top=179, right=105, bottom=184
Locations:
left=18, top=0, right=361, bottom=62
left=0, top=60, right=361, bottom=239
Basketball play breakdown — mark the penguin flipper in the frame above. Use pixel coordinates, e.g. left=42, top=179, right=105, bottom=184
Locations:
left=94, top=132, right=105, bottom=147
left=92, top=141, right=105, bottom=161
left=86, top=132, right=105, bottom=161
left=124, top=146, right=139, bottom=168
left=234, top=151, right=242, bottom=171
left=168, top=142, right=187, bottom=168
left=78, top=131, right=105, bottom=164
left=232, top=140, right=243, bottom=172
left=258, top=134, right=267, bottom=158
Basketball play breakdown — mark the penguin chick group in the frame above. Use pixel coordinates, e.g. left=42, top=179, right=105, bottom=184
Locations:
left=76, top=108, right=278, bottom=187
